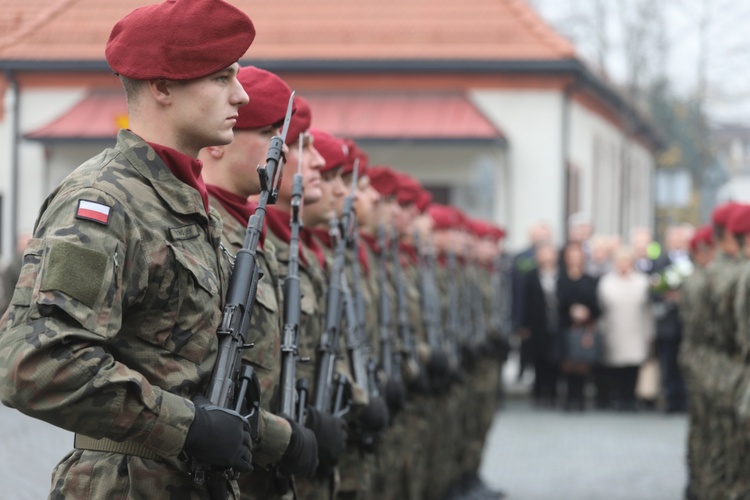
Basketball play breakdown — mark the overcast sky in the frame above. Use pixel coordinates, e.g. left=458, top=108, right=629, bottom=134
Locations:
left=532, top=0, right=750, bottom=125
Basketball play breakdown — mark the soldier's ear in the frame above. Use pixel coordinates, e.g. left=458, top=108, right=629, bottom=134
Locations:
left=147, top=79, right=173, bottom=105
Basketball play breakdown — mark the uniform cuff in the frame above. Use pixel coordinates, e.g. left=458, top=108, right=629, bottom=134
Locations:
left=142, top=389, right=194, bottom=458
left=253, top=409, right=292, bottom=466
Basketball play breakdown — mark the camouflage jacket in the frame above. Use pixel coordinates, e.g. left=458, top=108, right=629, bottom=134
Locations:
left=208, top=195, right=292, bottom=470
left=704, top=252, right=745, bottom=410
left=0, top=130, right=234, bottom=498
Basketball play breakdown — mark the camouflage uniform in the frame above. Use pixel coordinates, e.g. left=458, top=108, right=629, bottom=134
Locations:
left=362, top=234, right=406, bottom=500
left=266, top=221, right=333, bottom=500
left=398, top=247, right=432, bottom=500
left=731, top=257, right=750, bottom=500
left=678, top=262, right=711, bottom=499
left=208, top=196, right=295, bottom=500
left=0, top=130, right=239, bottom=499
left=703, top=252, right=744, bottom=499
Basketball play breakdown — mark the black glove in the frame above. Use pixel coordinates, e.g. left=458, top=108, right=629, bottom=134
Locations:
left=277, top=417, right=318, bottom=478
left=461, top=344, right=479, bottom=372
left=358, top=396, right=389, bottom=433
left=305, top=406, right=347, bottom=477
left=384, top=379, right=406, bottom=417
left=183, top=395, right=253, bottom=472
left=427, top=350, right=451, bottom=393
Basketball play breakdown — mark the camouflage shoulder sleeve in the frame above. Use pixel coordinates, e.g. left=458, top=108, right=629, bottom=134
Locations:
left=0, top=182, right=196, bottom=458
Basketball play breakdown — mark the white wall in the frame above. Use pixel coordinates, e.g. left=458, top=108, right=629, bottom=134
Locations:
left=470, top=90, right=565, bottom=250
left=363, top=142, right=508, bottom=222
left=0, top=86, right=86, bottom=263
left=568, top=99, right=655, bottom=240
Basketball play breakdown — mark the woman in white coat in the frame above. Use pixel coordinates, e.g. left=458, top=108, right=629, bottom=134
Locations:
left=597, top=247, right=654, bottom=410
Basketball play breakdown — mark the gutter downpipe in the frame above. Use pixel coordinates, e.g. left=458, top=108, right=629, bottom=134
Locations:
left=5, top=70, right=20, bottom=258
left=561, top=77, right=580, bottom=243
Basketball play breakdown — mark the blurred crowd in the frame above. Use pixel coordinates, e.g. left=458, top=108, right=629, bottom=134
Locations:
left=512, top=214, right=695, bottom=413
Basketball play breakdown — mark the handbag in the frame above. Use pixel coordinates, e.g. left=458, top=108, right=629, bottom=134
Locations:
left=563, top=325, right=602, bottom=365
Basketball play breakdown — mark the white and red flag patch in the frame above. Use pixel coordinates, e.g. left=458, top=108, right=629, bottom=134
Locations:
left=76, top=200, right=111, bottom=225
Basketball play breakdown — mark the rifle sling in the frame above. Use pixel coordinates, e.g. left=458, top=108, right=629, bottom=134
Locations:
left=74, top=434, right=163, bottom=461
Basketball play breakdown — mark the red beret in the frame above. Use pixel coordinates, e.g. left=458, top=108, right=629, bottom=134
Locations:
left=310, top=129, right=346, bottom=173
left=369, top=166, right=400, bottom=197
left=395, top=173, right=421, bottom=205
left=234, top=67, right=293, bottom=130
left=415, top=190, right=432, bottom=213
left=689, top=224, right=713, bottom=252
left=467, top=219, right=494, bottom=239
left=488, top=226, right=506, bottom=242
left=341, top=139, right=369, bottom=178
left=286, top=96, right=312, bottom=145
left=428, top=204, right=461, bottom=231
left=727, top=204, right=750, bottom=235
left=106, top=0, right=255, bottom=81
left=712, top=201, right=739, bottom=227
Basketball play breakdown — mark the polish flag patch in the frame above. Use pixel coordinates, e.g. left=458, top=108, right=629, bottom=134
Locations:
left=76, top=200, right=111, bottom=225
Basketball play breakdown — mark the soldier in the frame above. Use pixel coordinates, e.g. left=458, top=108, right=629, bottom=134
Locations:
left=199, top=66, right=320, bottom=498
left=0, top=0, right=256, bottom=497
left=263, top=102, right=349, bottom=500
left=306, top=130, right=391, bottom=500
left=364, top=166, right=410, bottom=499
left=726, top=206, right=750, bottom=500
left=702, top=202, right=743, bottom=498
left=679, top=224, right=714, bottom=500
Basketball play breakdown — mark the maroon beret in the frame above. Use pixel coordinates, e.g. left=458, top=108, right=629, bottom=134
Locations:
left=727, top=204, right=750, bottom=235
left=488, top=226, right=507, bottom=242
left=286, top=96, right=312, bottom=145
left=395, top=173, right=421, bottom=205
left=106, top=0, right=255, bottom=81
left=234, top=67, right=293, bottom=130
left=369, top=166, right=400, bottom=197
left=415, top=190, right=432, bottom=213
left=311, top=129, right=347, bottom=173
left=428, top=204, right=461, bottom=231
left=689, top=224, right=713, bottom=252
left=712, top=201, right=739, bottom=227
left=467, top=219, right=494, bottom=238
left=341, top=138, right=370, bottom=178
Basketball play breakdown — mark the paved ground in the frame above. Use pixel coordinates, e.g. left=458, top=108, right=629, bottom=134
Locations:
left=479, top=399, right=688, bottom=500
left=0, top=396, right=688, bottom=500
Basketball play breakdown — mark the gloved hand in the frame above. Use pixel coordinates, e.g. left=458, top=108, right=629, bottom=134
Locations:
left=183, top=395, right=253, bottom=472
left=277, top=417, right=318, bottom=478
left=461, top=344, right=479, bottom=372
left=427, top=350, right=451, bottom=393
left=305, top=406, right=347, bottom=477
left=358, top=396, right=389, bottom=433
left=384, top=378, right=406, bottom=417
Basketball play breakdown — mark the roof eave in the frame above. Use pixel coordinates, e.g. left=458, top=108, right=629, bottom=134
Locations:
left=1, top=57, right=663, bottom=149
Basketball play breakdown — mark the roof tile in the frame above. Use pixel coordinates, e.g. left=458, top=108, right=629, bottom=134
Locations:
left=0, top=0, right=576, bottom=61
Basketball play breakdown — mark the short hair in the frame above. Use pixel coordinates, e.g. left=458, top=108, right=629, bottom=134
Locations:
left=119, top=75, right=145, bottom=110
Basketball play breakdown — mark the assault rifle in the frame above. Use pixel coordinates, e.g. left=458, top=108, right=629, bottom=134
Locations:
left=274, top=136, right=305, bottom=494
left=348, top=204, right=380, bottom=399
left=377, top=225, right=400, bottom=383
left=278, top=136, right=306, bottom=425
left=391, top=225, right=420, bottom=378
left=192, top=92, right=295, bottom=494
left=445, top=251, right=463, bottom=369
left=414, top=232, right=444, bottom=355
left=312, top=170, right=358, bottom=414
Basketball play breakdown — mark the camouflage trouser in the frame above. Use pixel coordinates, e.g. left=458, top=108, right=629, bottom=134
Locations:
left=423, top=388, right=463, bottom=500
left=50, top=449, right=240, bottom=499
left=337, top=442, right=374, bottom=499
left=294, top=471, right=337, bottom=500
left=370, top=412, right=407, bottom=500
left=401, top=394, right=431, bottom=500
